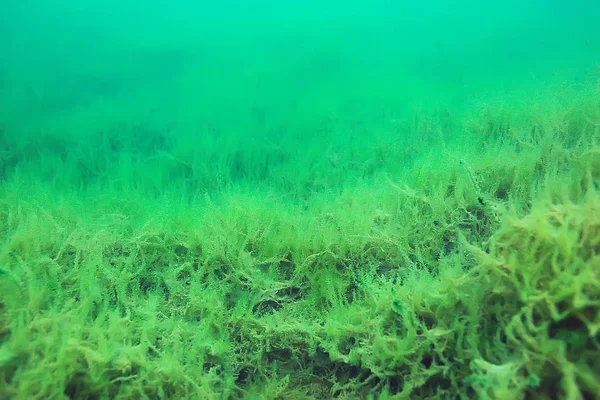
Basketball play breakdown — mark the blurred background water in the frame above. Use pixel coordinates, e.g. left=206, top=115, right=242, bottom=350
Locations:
left=0, top=0, right=599, bottom=194
left=2, top=1, right=598, bottom=122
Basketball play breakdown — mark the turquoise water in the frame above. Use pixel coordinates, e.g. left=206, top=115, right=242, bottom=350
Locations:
left=2, top=1, right=598, bottom=134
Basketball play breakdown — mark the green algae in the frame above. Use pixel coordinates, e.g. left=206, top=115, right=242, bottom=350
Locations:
left=0, top=83, right=599, bottom=399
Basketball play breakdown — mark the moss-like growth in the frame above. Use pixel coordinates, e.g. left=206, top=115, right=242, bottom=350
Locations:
left=1, top=82, right=599, bottom=399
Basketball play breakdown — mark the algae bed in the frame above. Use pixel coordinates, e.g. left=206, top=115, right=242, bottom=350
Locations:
left=1, top=2, right=600, bottom=399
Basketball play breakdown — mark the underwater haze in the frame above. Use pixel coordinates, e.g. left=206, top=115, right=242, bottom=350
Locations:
left=1, top=1, right=600, bottom=399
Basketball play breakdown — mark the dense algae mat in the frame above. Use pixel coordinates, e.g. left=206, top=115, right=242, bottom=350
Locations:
left=1, top=90, right=600, bottom=399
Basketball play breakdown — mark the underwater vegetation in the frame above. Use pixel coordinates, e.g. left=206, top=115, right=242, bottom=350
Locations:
left=0, top=81, right=599, bottom=400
